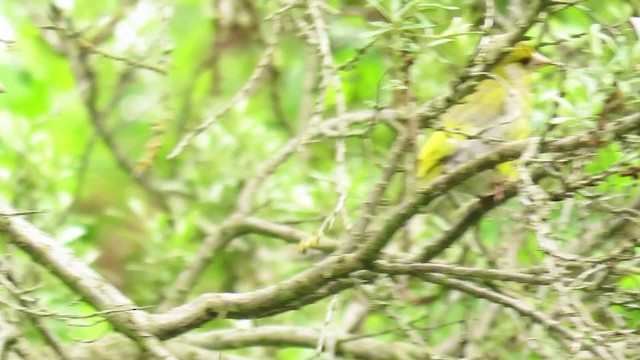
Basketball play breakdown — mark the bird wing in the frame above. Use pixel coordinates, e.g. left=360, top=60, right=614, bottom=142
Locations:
left=417, top=130, right=459, bottom=181
left=440, top=78, right=507, bottom=133
left=417, top=78, right=507, bottom=181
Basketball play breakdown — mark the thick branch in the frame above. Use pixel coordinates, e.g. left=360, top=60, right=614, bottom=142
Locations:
left=184, top=325, right=433, bottom=360
left=150, top=113, right=640, bottom=338
left=0, top=203, right=175, bottom=359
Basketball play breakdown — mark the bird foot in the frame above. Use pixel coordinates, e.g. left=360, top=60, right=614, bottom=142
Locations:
left=493, top=180, right=515, bottom=201
left=493, top=183, right=505, bottom=201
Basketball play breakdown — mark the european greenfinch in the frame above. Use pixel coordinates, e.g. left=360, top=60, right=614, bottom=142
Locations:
left=417, top=43, right=552, bottom=193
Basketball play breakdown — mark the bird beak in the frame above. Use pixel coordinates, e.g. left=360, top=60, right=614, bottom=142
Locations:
left=529, top=52, right=555, bottom=68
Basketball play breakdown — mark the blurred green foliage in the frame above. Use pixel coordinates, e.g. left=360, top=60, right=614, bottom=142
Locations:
left=0, top=0, right=639, bottom=358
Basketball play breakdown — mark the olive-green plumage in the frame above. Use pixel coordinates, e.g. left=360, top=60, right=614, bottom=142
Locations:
left=417, top=43, right=552, bottom=190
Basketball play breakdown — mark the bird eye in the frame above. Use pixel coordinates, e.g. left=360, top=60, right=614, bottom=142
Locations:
left=518, top=57, right=531, bottom=65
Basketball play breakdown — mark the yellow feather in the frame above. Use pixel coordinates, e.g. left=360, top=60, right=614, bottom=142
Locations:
left=417, top=43, right=551, bottom=190
left=417, top=130, right=460, bottom=181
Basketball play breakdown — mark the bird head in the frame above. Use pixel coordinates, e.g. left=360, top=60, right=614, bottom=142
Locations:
left=501, top=42, right=553, bottom=69
left=492, top=42, right=553, bottom=84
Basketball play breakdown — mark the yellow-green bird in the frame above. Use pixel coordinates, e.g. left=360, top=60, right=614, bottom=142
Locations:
left=417, top=43, right=552, bottom=192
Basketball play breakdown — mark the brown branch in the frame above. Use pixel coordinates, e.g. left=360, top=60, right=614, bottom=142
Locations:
left=417, top=0, right=552, bottom=127
left=416, top=190, right=515, bottom=262
left=150, top=113, right=640, bottom=339
left=150, top=251, right=359, bottom=338
left=419, top=273, right=615, bottom=359
left=157, top=215, right=337, bottom=312
left=6, top=332, right=255, bottom=360
left=235, top=108, right=402, bottom=214
left=240, top=216, right=338, bottom=251
left=0, top=202, right=176, bottom=359
left=374, top=261, right=556, bottom=285
left=155, top=216, right=248, bottom=312
left=342, top=130, right=412, bottom=252
left=354, top=113, right=640, bottom=263
left=183, top=325, right=433, bottom=360
left=0, top=258, right=70, bottom=360
left=168, top=17, right=283, bottom=158
left=46, top=7, right=172, bottom=211
left=40, top=17, right=167, bottom=74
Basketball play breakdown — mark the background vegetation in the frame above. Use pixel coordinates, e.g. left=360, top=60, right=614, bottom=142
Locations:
left=0, top=0, right=638, bottom=359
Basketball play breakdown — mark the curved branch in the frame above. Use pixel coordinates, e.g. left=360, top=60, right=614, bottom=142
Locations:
left=0, top=203, right=176, bottom=359
left=354, top=113, right=640, bottom=263
left=184, top=325, right=433, bottom=360
left=157, top=215, right=337, bottom=311
left=419, top=273, right=615, bottom=359
left=374, top=261, right=555, bottom=285
left=150, top=113, right=640, bottom=338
